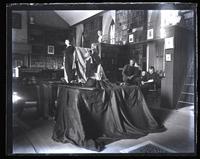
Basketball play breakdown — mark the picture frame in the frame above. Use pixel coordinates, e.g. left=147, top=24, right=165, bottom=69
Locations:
left=165, top=37, right=174, bottom=49
left=47, top=45, right=54, bottom=54
left=166, top=53, right=171, bottom=61
left=129, top=34, right=134, bottom=43
left=7, top=3, right=197, bottom=156
left=147, top=28, right=153, bottom=39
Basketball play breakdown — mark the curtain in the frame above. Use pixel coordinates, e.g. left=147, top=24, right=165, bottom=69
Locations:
left=70, top=47, right=107, bottom=83
left=64, top=46, right=107, bottom=83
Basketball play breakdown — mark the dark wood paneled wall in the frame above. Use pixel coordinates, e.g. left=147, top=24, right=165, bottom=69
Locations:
left=28, top=24, right=69, bottom=68
left=83, top=16, right=102, bottom=48
left=161, top=26, right=194, bottom=109
left=173, top=27, right=194, bottom=108
left=98, top=43, right=129, bottom=82
left=115, top=10, right=147, bottom=44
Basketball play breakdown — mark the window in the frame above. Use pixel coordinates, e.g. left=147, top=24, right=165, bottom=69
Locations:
left=160, top=10, right=181, bottom=38
left=12, top=13, right=22, bottom=29
left=109, top=20, right=115, bottom=44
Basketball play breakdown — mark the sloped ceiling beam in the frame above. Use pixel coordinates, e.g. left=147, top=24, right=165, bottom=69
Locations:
left=54, top=10, right=103, bottom=26
left=29, top=10, right=70, bottom=29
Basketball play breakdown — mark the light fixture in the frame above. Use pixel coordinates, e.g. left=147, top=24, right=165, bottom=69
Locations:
left=30, top=16, right=35, bottom=24
left=12, top=92, right=22, bottom=103
left=161, top=10, right=181, bottom=27
left=147, top=29, right=154, bottom=40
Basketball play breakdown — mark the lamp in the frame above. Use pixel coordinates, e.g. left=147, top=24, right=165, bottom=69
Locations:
left=12, top=92, right=22, bottom=103
left=30, top=16, right=35, bottom=24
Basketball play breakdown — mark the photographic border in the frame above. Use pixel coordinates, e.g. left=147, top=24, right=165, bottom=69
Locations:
left=6, top=2, right=198, bottom=157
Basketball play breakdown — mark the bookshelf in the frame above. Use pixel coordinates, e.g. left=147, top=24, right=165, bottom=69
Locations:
left=28, top=23, right=67, bottom=68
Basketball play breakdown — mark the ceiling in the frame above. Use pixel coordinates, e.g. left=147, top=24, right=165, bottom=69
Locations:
left=29, top=11, right=70, bottom=29
left=54, top=10, right=103, bottom=26
left=28, top=10, right=103, bottom=29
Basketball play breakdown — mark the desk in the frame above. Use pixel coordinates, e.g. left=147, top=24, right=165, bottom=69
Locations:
left=52, top=83, right=165, bottom=151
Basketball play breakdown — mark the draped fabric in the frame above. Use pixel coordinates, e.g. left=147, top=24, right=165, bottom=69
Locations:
left=73, top=47, right=107, bottom=83
left=56, top=46, right=165, bottom=151
left=74, top=47, right=90, bottom=82
left=38, top=81, right=64, bottom=118
left=52, top=82, right=166, bottom=151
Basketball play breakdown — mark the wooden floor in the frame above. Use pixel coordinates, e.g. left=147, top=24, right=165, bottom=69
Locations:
left=12, top=101, right=195, bottom=154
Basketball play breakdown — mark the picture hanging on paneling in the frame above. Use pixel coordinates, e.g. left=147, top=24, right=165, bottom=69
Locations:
left=147, top=29, right=153, bottom=39
left=166, top=53, right=171, bottom=61
left=165, top=37, right=174, bottom=49
left=48, top=45, right=54, bottom=54
left=129, top=34, right=134, bottom=43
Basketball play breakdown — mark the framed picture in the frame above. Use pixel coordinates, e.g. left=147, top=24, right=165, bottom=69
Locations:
left=147, top=28, right=153, bottom=39
left=47, top=45, right=54, bottom=54
left=129, top=34, right=134, bottom=43
left=165, top=37, right=174, bottom=49
left=166, top=53, right=171, bottom=61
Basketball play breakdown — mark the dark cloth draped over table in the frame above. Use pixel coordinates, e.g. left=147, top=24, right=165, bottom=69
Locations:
left=38, top=81, right=64, bottom=118
left=52, top=81, right=165, bottom=151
